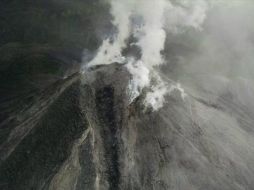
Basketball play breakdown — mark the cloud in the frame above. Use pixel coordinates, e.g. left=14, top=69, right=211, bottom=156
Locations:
left=82, top=0, right=208, bottom=111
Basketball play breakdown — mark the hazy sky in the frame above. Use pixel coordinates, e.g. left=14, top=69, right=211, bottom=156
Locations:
left=82, top=0, right=254, bottom=110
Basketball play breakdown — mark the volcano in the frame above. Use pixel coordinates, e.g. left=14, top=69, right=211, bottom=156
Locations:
left=1, top=1, right=254, bottom=190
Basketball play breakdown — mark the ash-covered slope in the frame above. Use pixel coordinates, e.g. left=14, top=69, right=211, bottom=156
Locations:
left=81, top=64, right=254, bottom=190
left=1, top=0, right=254, bottom=190
left=1, top=62, right=254, bottom=190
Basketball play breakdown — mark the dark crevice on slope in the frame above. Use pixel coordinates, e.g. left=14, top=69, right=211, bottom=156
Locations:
left=96, top=86, right=120, bottom=190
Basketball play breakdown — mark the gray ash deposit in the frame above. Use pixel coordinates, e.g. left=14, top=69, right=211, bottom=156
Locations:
left=1, top=1, right=254, bottom=190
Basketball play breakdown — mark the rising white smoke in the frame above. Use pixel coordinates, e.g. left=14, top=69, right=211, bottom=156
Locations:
left=82, top=0, right=208, bottom=111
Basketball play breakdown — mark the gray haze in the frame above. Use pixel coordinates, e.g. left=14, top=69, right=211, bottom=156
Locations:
left=81, top=0, right=254, bottom=189
left=1, top=0, right=254, bottom=190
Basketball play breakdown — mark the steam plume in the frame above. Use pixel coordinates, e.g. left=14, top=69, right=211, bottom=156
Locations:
left=82, top=0, right=208, bottom=111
